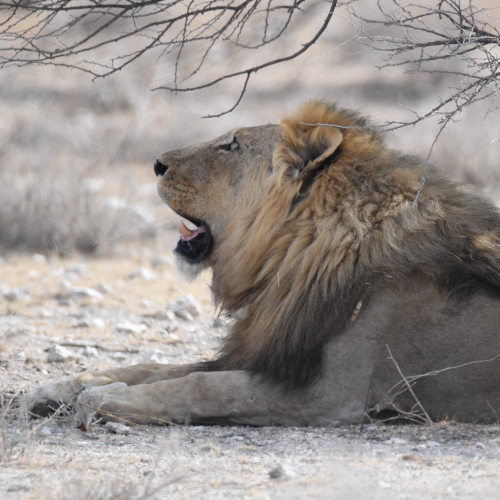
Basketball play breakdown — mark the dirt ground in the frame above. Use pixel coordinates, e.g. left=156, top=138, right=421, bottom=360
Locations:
left=2, top=228, right=500, bottom=500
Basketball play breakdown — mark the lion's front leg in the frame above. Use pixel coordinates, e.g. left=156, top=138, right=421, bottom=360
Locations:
left=26, top=363, right=205, bottom=418
left=74, top=370, right=343, bottom=427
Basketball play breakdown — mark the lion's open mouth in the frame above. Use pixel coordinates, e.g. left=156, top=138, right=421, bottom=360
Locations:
left=175, top=219, right=213, bottom=263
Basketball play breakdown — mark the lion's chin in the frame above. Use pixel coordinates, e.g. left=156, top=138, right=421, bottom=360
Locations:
left=173, top=219, right=213, bottom=281
left=174, top=253, right=207, bottom=282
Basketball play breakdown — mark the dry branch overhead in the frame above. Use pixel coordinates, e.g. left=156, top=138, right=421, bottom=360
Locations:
left=0, top=0, right=338, bottom=114
left=347, top=0, right=500, bottom=131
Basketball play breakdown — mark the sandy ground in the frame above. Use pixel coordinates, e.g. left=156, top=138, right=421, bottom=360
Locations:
left=1, top=237, right=500, bottom=499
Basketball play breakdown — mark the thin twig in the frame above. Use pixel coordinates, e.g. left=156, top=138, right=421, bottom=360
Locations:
left=385, top=344, right=433, bottom=425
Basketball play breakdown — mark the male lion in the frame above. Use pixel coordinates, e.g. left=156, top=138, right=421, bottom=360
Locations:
left=27, top=101, right=500, bottom=425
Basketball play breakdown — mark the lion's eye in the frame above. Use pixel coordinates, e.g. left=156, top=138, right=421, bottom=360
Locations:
left=218, top=140, right=239, bottom=151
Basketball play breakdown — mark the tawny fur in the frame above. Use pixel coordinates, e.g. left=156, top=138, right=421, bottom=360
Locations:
left=26, top=100, right=500, bottom=425
left=211, top=101, right=500, bottom=387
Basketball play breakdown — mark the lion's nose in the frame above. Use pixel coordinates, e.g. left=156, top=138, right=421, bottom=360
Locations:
left=154, top=159, right=168, bottom=177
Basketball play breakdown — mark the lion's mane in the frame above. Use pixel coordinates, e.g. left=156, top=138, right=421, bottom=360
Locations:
left=209, top=101, right=500, bottom=388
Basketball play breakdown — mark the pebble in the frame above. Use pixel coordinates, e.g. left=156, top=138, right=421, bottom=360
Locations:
left=114, top=322, right=147, bottom=334
left=75, top=318, right=105, bottom=329
left=163, top=294, right=201, bottom=320
left=63, top=287, right=103, bottom=301
left=138, top=349, right=168, bottom=364
left=392, top=438, right=408, bottom=445
left=83, top=346, right=99, bottom=357
left=104, top=422, right=130, bottom=436
left=32, top=254, right=47, bottom=264
left=95, top=283, right=113, bottom=294
left=37, top=308, right=54, bottom=318
left=127, top=268, right=157, bottom=281
left=109, top=352, right=127, bottom=361
left=41, top=427, right=52, bottom=435
left=3, top=287, right=30, bottom=302
left=268, top=462, right=297, bottom=480
left=47, top=345, right=76, bottom=363
left=64, top=263, right=87, bottom=277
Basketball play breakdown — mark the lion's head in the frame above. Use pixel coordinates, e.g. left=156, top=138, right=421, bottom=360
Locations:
left=156, top=101, right=500, bottom=389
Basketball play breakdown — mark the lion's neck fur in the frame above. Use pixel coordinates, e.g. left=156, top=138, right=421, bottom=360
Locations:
left=209, top=100, right=500, bottom=388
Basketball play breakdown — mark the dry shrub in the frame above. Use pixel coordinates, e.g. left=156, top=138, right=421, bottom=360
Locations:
left=0, top=160, right=155, bottom=256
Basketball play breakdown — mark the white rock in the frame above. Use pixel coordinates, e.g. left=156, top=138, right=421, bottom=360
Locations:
left=109, top=352, right=127, bottom=361
left=91, top=318, right=105, bottom=329
left=74, top=318, right=105, bottom=329
left=163, top=294, right=200, bottom=319
left=114, top=322, right=147, bottom=334
left=47, top=345, right=76, bottom=363
left=3, top=287, right=30, bottom=302
left=139, top=299, right=155, bottom=308
left=127, top=268, right=157, bottom=281
left=138, top=349, right=168, bottom=364
left=392, top=438, right=408, bottom=445
left=95, top=283, right=113, bottom=294
left=83, top=346, right=99, bottom=357
left=105, top=422, right=130, bottom=435
left=64, top=263, right=87, bottom=276
left=268, top=462, right=297, bottom=480
left=41, top=427, right=52, bottom=435
left=58, top=279, right=72, bottom=290
left=64, top=287, right=103, bottom=301
left=32, top=254, right=46, bottom=264
left=426, top=441, right=439, bottom=448
left=37, top=308, right=54, bottom=318
left=28, top=270, right=39, bottom=278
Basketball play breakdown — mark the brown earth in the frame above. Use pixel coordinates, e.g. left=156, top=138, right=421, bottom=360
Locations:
left=2, top=227, right=500, bottom=499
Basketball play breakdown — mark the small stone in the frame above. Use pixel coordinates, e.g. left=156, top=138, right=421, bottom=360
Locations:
left=95, top=283, right=113, bottom=294
left=392, top=438, right=408, bottom=445
left=47, top=345, right=76, bottom=363
left=75, top=318, right=105, bottom=329
left=114, top=322, right=147, bottom=334
left=268, top=463, right=297, bottom=480
left=28, top=269, right=39, bottom=278
left=138, top=349, right=168, bottom=364
left=83, top=346, right=99, bottom=357
left=128, top=268, right=157, bottom=281
left=37, top=308, right=54, bottom=318
left=91, top=318, right=105, bottom=329
left=163, top=294, right=200, bottom=319
left=105, top=422, right=130, bottom=435
left=139, top=299, right=155, bottom=308
left=32, top=254, right=47, bottom=264
left=41, top=427, right=52, bottom=435
left=64, top=287, right=103, bottom=301
left=426, top=441, right=439, bottom=448
left=3, top=287, right=30, bottom=302
left=64, top=263, right=87, bottom=277
left=58, top=279, right=72, bottom=290
left=109, top=352, right=127, bottom=361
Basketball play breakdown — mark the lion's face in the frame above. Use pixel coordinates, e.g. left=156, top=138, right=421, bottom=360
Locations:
left=155, top=124, right=281, bottom=278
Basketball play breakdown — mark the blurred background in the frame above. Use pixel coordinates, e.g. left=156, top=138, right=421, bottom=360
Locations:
left=0, top=0, right=499, bottom=257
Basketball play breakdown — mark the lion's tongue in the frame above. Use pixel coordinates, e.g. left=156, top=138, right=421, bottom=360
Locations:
left=178, top=220, right=206, bottom=242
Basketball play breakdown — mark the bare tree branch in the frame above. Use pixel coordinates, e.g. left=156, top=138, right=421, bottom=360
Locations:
left=0, top=0, right=339, bottom=114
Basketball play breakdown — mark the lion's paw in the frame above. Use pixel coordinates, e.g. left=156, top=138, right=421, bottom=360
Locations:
left=75, top=382, right=128, bottom=429
left=26, top=372, right=118, bottom=419
left=25, top=376, right=85, bottom=418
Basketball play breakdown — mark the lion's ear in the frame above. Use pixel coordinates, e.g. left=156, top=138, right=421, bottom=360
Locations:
left=298, top=126, right=343, bottom=181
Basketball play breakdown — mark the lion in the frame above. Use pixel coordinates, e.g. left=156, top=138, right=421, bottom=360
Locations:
left=27, top=100, right=500, bottom=426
